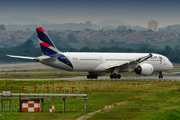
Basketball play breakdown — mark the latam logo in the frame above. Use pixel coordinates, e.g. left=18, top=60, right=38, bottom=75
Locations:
left=158, top=56, right=163, bottom=60
left=150, top=56, right=163, bottom=60
left=36, top=27, right=45, bottom=33
left=40, top=42, right=51, bottom=47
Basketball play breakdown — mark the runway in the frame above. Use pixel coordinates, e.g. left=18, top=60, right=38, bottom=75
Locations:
left=0, top=62, right=179, bottom=81
left=1, top=75, right=180, bottom=81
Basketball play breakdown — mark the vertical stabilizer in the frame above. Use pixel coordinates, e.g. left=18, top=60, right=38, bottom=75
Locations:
left=35, top=24, right=60, bottom=55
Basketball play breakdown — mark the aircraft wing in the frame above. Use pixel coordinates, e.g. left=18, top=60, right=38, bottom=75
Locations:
left=106, top=53, right=152, bottom=70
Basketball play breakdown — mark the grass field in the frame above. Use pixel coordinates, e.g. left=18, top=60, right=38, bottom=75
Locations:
left=0, top=63, right=179, bottom=120
left=0, top=79, right=180, bottom=120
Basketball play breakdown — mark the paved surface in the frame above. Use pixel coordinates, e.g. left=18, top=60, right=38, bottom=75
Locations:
left=0, top=62, right=55, bottom=71
left=0, top=75, right=180, bottom=81
left=0, top=62, right=179, bottom=81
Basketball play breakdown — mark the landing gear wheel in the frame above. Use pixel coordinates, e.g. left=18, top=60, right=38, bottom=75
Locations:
left=159, top=72, right=163, bottom=79
left=117, top=74, right=121, bottom=79
left=159, top=74, right=163, bottom=79
left=114, top=74, right=117, bottom=79
left=94, top=75, right=98, bottom=79
left=87, top=74, right=98, bottom=79
left=110, top=74, right=121, bottom=79
left=110, top=74, right=113, bottom=79
left=87, top=75, right=91, bottom=79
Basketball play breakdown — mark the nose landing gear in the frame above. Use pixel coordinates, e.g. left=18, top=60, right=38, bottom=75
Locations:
left=159, top=72, right=163, bottom=79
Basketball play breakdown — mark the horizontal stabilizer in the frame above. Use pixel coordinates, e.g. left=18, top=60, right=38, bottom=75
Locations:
left=6, top=54, right=35, bottom=60
left=35, top=55, right=59, bottom=61
left=6, top=54, right=59, bottom=61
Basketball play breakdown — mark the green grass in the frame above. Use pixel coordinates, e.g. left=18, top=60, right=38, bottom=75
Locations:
left=0, top=71, right=88, bottom=79
left=0, top=80, right=180, bottom=120
left=88, top=82, right=180, bottom=120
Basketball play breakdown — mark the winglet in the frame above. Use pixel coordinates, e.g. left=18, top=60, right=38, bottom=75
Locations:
left=138, top=53, right=152, bottom=63
left=105, top=53, right=153, bottom=70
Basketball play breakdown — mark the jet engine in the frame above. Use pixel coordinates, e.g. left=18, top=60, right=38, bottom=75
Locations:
left=134, top=63, right=154, bottom=76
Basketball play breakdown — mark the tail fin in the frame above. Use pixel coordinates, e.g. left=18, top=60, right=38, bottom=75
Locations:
left=35, top=24, right=60, bottom=55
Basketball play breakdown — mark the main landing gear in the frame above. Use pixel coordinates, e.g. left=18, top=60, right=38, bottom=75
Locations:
left=159, top=72, right=163, bottom=79
left=87, top=74, right=98, bottom=79
left=110, top=73, right=121, bottom=79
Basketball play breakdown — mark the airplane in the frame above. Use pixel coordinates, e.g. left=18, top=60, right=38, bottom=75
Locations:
left=7, top=24, right=173, bottom=79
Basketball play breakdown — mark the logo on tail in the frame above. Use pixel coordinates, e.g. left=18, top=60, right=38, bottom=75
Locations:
left=35, top=24, right=60, bottom=55
left=35, top=24, right=73, bottom=68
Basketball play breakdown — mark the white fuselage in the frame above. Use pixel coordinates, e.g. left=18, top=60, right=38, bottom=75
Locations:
left=39, top=52, right=173, bottom=74
left=7, top=24, right=173, bottom=78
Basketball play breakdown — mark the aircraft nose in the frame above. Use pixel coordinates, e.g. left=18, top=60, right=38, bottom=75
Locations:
left=168, top=62, right=173, bottom=70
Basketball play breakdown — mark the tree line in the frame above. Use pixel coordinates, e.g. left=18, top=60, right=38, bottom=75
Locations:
left=1, top=39, right=179, bottom=63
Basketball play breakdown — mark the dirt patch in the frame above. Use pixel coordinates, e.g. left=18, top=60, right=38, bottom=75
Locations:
left=76, top=101, right=127, bottom=120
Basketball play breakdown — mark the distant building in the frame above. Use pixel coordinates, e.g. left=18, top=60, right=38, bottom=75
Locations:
left=148, top=20, right=158, bottom=31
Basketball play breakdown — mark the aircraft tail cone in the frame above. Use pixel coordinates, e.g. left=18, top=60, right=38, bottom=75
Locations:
left=34, top=58, right=39, bottom=61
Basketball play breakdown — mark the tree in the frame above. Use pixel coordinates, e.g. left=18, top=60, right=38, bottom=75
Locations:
left=85, top=21, right=93, bottom=27
left=163, top=45, right=172, bottom=55
left=66, top=33, right=79, bottom=43
left=16, top=39, right=35, bottom=48
left=0, top=24, right=6, bottom=30
left=24, top=39, right=35, bottom=48
left=30, top=33, right=38, bottom=42
left=147, top=29, right=154, bottom=32
left=110, top=39, right=115, bottom=44
left=165, top=45, right=172, bottom=51
left=175, top=45, right=180, bottom=50
left=165, top=26, right=173, bottom=31
left=80, top=47, right=93, bottom=52
left=52, top=32, right=62, bottom=45
left=100, top=40, right=105, bottom=44
left=117, top=25, right=127, bottom=31
left=127, top=29, right=134, bottom=33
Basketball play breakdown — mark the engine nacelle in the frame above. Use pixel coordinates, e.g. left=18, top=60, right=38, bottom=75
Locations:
left=134, top=63, right=154, bottom=76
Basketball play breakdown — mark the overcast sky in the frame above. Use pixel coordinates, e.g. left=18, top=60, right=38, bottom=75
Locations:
left=1, top=0, right=180, bottom=27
